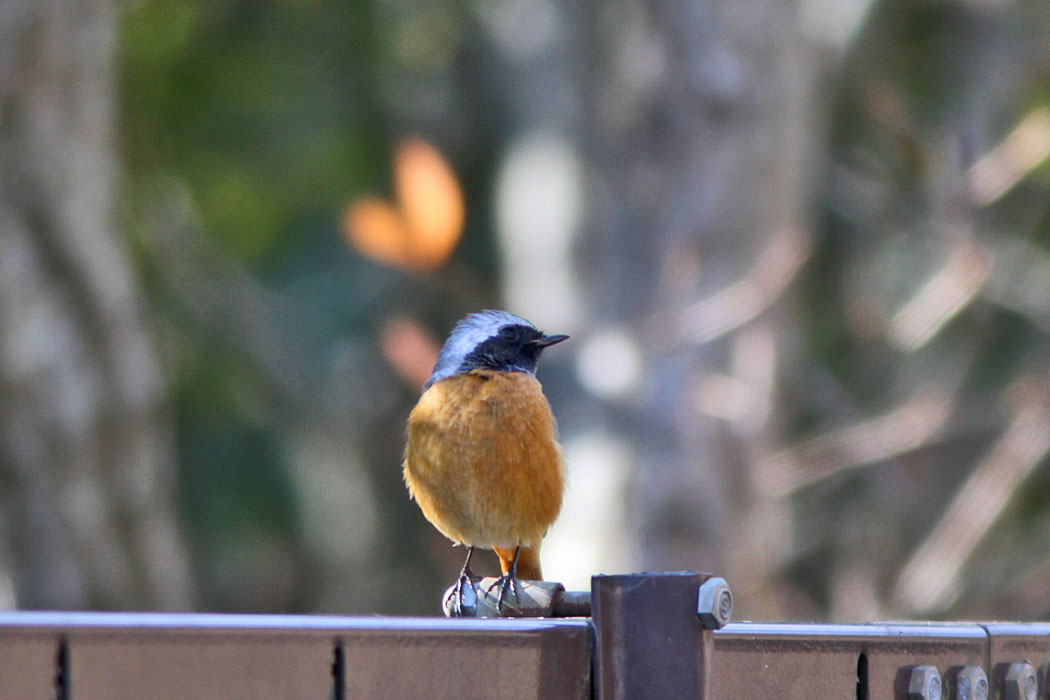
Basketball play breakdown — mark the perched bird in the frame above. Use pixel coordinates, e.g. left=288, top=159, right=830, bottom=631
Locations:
left=403, top=310, right=568, bottom=613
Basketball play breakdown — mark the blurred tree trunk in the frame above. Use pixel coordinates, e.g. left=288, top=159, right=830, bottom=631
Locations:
left=0, top=0, right=190, bottom=608
left=579, top=0, right=816, bottom=618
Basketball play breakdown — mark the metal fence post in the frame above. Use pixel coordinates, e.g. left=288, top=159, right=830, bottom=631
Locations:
left=592, top=572, right=714, bottom=700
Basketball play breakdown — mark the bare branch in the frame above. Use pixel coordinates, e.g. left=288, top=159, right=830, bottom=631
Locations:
left=968, top=107, right=1050, bottom=206
left=757, top=392, right=953, bottom=497
left=888, top=242, right=991, bottom=352
left=893, top=383, right=1050, bottom=614
left=678, top=226, right=812, bottom=344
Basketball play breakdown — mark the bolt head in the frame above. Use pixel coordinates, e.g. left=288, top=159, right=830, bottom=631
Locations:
left=909, top=666, right=942, bottom=700
left=1003, top=662, right=1038, bottom=700
left=954, top=666, right=988, bottom=700
left=696, top=577, right=732, bottom=629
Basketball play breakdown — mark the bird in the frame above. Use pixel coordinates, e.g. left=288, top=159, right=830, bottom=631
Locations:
left=403, top=310, right=568, bottom=614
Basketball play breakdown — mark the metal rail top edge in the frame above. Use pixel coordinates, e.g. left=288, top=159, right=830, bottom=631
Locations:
left=716, top=621, right=1035, bottom=638
left=0, top=611, right=591, bottom=632
left=0, top=613, right=1046, bottom=636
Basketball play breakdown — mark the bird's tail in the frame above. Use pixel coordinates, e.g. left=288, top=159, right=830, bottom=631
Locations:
left=494, top=545, right=543, bottom=580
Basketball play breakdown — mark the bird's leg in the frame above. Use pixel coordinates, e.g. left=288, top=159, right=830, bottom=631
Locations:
left=488, top=546, right=522, bottom=614
left=450, top=546, right=476, bottom=615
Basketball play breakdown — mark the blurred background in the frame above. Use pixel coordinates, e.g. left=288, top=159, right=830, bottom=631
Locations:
left=2, top=0, right=1050, bottom=621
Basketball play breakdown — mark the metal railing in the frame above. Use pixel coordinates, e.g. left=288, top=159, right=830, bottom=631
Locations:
left=0, top=572, right=1045, bottom=699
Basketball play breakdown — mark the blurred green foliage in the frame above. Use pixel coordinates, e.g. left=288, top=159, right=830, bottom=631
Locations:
left=121, top=0, right=388, bottom=262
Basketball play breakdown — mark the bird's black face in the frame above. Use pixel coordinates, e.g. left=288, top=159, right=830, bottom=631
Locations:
left=458, top=324, right=568, bottom=375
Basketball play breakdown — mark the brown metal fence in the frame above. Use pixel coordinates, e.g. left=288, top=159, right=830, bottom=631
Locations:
left=0, top=573, right=1045, bottom=699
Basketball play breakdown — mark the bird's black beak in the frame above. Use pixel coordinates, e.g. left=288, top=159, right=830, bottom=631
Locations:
left=532, top=333, right=569, bottom=348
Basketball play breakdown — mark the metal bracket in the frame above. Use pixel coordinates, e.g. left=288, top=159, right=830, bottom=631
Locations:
left=442, top=578, right=592, bottom=618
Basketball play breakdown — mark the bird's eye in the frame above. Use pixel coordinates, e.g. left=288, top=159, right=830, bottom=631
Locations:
left=498, top=326, right=518, bottom=342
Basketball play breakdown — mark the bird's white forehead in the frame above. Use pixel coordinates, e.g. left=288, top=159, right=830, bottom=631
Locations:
left=445, top=310, right=532, bottom=354
left=426, top=310, right=535, bottom=387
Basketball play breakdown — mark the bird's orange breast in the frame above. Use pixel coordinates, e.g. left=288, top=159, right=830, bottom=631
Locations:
left=403, top=370, right=565, bottom=549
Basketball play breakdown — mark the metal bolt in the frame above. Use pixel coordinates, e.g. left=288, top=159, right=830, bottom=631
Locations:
left=696, top=577, right=732, bottom=629
left=1003, top=662, right=1037, bottom=700
left=909, top=666, right=942, bottom=700
left=954, top=666, right=988, bottom=700
left=443, top=578, right=578, bottom=618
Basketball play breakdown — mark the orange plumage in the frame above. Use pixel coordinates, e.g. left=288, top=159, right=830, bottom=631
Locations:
left=402, top=310, right=567, bottom=604
left=405, top=370, right=564, bottom=580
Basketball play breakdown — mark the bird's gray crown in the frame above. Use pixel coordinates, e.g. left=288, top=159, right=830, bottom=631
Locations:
left=424, top=310, right=551, bottom=389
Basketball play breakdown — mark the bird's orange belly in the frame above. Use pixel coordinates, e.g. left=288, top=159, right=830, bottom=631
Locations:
left=403, top=371, right=565, bottom=549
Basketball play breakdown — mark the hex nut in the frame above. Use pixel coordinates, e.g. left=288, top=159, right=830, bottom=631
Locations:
left=696, top=577, right=733, bottom=629
left=1003, top=662, right=1037, bottom=700
left=953, top=666, right=988, bottom=700
left=909, top=666, right=942, bottom=700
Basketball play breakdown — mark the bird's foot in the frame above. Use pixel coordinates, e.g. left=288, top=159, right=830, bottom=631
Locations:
left=444, top=571, right=479, bottom=617
left=487, top=573, right=521, bottom=614
left=455, top=570, right=477, bottom=610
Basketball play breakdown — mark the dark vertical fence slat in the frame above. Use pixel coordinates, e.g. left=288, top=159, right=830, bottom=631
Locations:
left=592, top=572, right=711, bottom=700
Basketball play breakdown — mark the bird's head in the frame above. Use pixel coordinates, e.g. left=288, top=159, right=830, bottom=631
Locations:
left=424, top=310, right=569, bottom=389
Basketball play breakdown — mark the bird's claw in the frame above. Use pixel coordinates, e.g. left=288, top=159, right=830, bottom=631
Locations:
left=445, top=572, right=478, bottom=617
left=488, top=574, right=521, bottom=614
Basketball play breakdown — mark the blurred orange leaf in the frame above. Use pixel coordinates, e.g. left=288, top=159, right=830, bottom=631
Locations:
left=344, top=138, right=464, bottom=271
left=344, top=196, right=411, bottom=264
